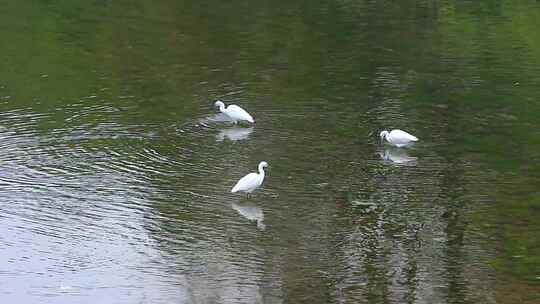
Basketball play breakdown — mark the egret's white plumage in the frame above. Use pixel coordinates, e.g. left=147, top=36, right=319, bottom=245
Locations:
left=214, top=100, right=254, bottom=124
left=380, top=129, right=418, bottom=147
left=231, top=161, right=268, bottom=195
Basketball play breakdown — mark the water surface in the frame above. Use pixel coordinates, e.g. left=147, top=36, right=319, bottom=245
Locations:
left=0, top=1, right=539, bottom=303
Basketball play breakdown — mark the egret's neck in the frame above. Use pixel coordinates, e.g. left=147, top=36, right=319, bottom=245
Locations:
left=258, top=166, right=266, bottom=177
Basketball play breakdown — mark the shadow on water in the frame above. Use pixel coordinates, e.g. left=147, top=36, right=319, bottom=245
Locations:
left=0, top=0, right=540, bottom=303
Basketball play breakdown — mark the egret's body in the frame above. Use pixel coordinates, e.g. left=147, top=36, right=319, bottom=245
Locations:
left=380, top=129, right=418, bottom=147
left=214, top=101, right=254, bottom=124
left=231, top=161, right=268, bottom=196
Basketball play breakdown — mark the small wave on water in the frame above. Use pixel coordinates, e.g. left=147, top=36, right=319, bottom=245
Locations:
left=0, top=90, right=511, bottom=304
left=0, top=104, right=278, bottom=303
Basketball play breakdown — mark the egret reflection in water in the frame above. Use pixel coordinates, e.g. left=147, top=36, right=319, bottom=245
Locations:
left=216, top=127, right=254, bottom=142
left=231, top=202, right=265, bottom=230
left=379, top=148, right=418, bottom=165
left=201, top=113, right=232, bottom=124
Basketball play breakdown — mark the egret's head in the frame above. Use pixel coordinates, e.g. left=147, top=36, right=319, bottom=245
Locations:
left=214, top=100, right=225, bottom=108
left=259, top=161, right=269, bottom=169
left=380, top=130, right=389, bottom=140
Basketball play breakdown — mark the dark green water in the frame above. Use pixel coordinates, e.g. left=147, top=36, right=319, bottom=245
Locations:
left=0, top=1, right=539, bottom=303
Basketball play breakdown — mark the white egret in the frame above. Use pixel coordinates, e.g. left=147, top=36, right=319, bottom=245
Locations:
left=231, top=161, right=268, bottom=197
left=380, top=129, right=418, bottom=147
left=214, top=100, right=254, bottom=124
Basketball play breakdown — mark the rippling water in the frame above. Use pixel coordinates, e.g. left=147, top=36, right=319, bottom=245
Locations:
left=1, top=0, right=540, bottom=303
